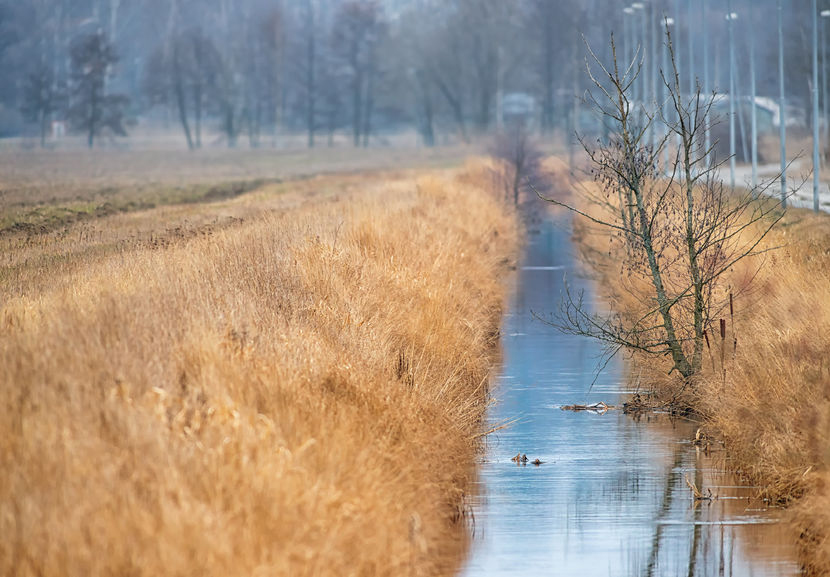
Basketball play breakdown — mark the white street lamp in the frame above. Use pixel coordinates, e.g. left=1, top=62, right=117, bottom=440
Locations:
left=703, top=0, right=711, bottom=168
left=778, top=0, right=787, bottom=209
left=727, top=6, right=738, bottom=190
left=624, top=7, right=635, bottom=102
left=687, top=0, right=694, bottom=103
left=821, top=10, right=830, bottom=159
left=663, top=16, right=675, bottom=174
left=750, top=1, right=758, bottom=188
left=812, top=0, right=820, bottom=212
left=632, top=2, right=646, bottom=115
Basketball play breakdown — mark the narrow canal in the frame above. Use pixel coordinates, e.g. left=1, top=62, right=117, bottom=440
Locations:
left=461, top=214, right=801, bottom=577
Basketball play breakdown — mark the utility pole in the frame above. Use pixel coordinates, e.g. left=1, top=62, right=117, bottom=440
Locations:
left=814, top=0, right=821, bottom=212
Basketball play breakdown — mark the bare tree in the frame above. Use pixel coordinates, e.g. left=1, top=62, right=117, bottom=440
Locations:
left=536, top=30, right=784, bottom=381
left=414, top=69, right=435, bottom=147
left=492, top=124, right=546, bottom=207
left=303, top=0, right=317, bottom=148
left=259, top=7, right=285, bottom=147
left=144, top=28, right=221, bottom=150
left=67, top=31, right=129, bottom=149
left=331, top=0, right=383, bottom=148
left=20, top=59, right=63, bottom=147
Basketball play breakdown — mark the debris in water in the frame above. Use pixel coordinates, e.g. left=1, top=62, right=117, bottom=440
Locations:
left=685, top=474, right=716, bottom=501
left=560, top=401, right=614, bottom=414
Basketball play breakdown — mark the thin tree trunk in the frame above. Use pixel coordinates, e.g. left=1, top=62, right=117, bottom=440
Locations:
left=193, top=83, right=202, bottom=148
left=352, top=68, right=362, bottom=147
left=362, top=46, right=375, bottom=148
left=432, top=73, right=468, bottom=143
left=416, top=70, right=434, bottom=147
left=273, top=7, right=284, bottom=148
left=682, top=131, right=705, bottom=372
left=635, top=189, right=692, bottom=377
left=88, top=85, right=97, bottom=149
left=512, top=165, right=522, bottom=206
left=306, top=1, right=316, bottom=148
left=40, top=109, right=47, bottom=148
left=173, top=46, right=194, bottom=151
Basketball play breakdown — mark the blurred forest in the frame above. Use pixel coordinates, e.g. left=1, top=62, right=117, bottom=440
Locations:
left=0, top=0, right=820, bottom=149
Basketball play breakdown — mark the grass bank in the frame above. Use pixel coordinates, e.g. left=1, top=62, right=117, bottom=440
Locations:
left=0, top=168, right=518, bottom=576
left=557, top=162, right=830, bottom=574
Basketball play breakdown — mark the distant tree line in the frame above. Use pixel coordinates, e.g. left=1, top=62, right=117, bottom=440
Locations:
left=0, top=0, right=820, bottom=149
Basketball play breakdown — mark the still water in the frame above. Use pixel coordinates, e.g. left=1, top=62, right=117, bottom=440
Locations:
left=461, top=215, right=802, bottom=577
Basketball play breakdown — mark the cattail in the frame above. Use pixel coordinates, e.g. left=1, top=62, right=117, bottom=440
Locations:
left=729, top=292, right=736, bottom=357
left=720, top=318, right=726, bottom=340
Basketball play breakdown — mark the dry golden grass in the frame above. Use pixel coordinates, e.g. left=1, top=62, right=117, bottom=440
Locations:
left=0, top=168, right=518, bottom=576
left=0, top=170, right=432, bottom=299
left=0, top=146, right=473, bottom=234
left=559, top=162, right=830, bottom=574
left=700, top=212, right=830, bottom=575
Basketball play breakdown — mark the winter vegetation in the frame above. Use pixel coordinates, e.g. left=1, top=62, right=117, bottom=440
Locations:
left=5, top=0, right=830, bottom=574
left=0, top=161, right=518, bottom=576
left=548, top=26, right=830, bottom=575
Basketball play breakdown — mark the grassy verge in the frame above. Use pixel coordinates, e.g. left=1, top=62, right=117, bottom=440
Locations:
left=558, top=162, right=830, bottom=574
left=0, top=168, right=518, bottom=576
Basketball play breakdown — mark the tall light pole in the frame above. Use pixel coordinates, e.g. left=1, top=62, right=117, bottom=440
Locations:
left=822, top=10, right=830, bottom=156
left=702, top=0, right=710, bottom=167
left=624, top=7, right=634, bottom=83
left=687, top=0, right=694, bottom=97
left=750, top=1, right=758, bottom=188
left=673, top=0, right=683, bottom=164
left=632, top=2, right=645, bottom=112
left=779, top=0, right=787, bottom=208
left=813, top=0, right=821, bottom=212
left=675, top=0, right=682, bottom=92
left=727, top=6, right=738, bottom=190
left=650, top=0, right=658, bottom=152
left=663, top=16, right=675, bottom=174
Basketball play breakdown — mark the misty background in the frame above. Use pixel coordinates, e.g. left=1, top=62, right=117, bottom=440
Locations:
left=0, top=0, right=821, bottom=153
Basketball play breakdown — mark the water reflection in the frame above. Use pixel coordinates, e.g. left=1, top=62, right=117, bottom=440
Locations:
left=461, top=215, right=801, bottom=577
